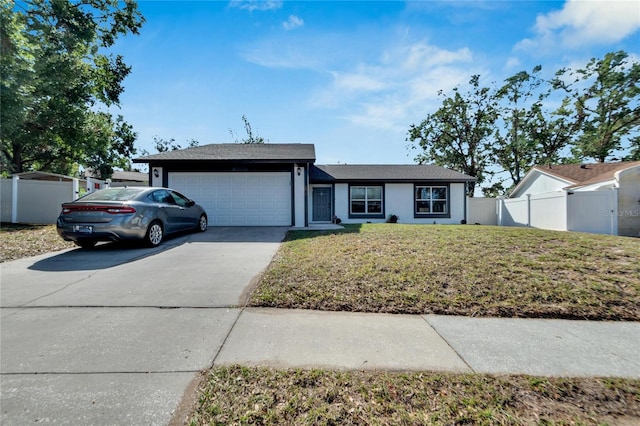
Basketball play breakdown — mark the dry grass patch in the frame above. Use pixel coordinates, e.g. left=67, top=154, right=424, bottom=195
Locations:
left=251, top=224, right=640, bottom=320
left=188, top=366, right=640, bottom=425
left=1, top=223, right=74, bottom=262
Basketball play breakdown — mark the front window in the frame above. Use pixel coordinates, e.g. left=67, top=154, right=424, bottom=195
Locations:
left=415, top=186, right=448, bottom=216
left=350, top=186, right=383, bottom=215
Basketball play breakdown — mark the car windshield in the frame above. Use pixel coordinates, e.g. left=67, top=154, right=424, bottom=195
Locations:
left=79, top=188, right=144, bottom=202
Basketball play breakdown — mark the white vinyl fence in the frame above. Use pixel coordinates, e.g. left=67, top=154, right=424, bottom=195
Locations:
left=1, top=176, right=110, bottom=224
left=466, top=197, right=498, bottom=225
left=497, top=189, right=618, bottom=235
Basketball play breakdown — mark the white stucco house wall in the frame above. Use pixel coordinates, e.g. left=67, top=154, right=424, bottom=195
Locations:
left=133, top=143, right=476, bottom=227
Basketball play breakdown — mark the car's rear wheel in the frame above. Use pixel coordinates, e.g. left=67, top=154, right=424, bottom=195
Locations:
left=74, top=240, right=97, bottom=249
left=145, top=221, right=163, bottom=247
left=197, top=214, right=207, bottom=232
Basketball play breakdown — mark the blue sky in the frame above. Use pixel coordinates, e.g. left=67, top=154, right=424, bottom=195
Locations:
left=115, top=0, right=640, bottom=166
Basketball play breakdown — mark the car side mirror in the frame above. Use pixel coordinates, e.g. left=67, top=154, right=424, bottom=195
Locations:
left=187, top=200, right=195, bottom=207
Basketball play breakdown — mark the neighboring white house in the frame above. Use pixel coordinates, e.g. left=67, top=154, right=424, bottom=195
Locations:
left=503, top=161, right=640, bottom=237
left=133, top=143, right=476, bottom=227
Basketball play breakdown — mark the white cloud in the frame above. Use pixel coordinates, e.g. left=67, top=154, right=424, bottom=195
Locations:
left=517, top=0, right=640, bottom=52
left=332, top=70, right=387, bottom=93
left=283, top=15, right=304, bottom=30
left=241, top=40, right=324, bottom=69
left=505, top=56, right=521, bottom=70
left=228, top=0, right=282, bottom=12
left=312, top=42, right=476, bottom=131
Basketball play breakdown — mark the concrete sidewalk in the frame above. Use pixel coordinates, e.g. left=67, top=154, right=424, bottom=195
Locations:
left=214, top=307, right=640, bottom=379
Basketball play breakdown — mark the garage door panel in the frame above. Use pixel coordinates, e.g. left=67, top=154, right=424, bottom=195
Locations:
left=169, top=172, right=291, bottom=226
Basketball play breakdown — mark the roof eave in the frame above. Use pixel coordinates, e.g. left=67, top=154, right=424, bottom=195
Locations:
left=311, top=177, right=476, bottom=183
left=133, top=158, right=315, bottom=164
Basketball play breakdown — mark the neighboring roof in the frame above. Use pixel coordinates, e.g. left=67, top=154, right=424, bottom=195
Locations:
left=531, top=161, right=640, bottom=187
left=311, top=164, right=476, bottom=182
left=111, top=170, right=148, bottom=182
left=510, top=161, right=640, bottom=197
left=84, top=169, right=148, bottom=182
left=14, top=171, right=78, bottom=182
left=133, top=143, right=316, bottom=163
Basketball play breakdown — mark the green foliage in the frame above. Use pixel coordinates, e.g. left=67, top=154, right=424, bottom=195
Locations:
left=626, top=136, right=640, bottom=161
left=0, top=0, right=144, bottom=176
left=407, top=75, right=498, bottom=197
left=492, top=66, right=544, bottom=187
left=146, top=136, right=199, bottom=153
left=529, top=95, right=583, bottom=166
left=554, top=51, right=640, bottom=162
left=409, top=51, right=639, bottom=194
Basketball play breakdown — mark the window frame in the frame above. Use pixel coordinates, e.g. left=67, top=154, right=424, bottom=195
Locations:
left=349, top=184, right=385, bottom=219
left=414, top=183, right=451, bottom=219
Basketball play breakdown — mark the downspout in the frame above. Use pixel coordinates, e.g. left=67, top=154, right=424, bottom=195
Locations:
left=305, top=162, right=310, bottom=227
left=463, top=181, right=468, bottom=224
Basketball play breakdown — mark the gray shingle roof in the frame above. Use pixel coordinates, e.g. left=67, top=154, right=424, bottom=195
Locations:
left=311, top=165, right=475, bottom=182
left=134, top=143, right=316, bottom=162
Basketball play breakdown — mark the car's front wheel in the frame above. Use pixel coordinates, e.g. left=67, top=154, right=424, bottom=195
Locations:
left=197, top=214, right=207, bottom=232
left=145, top=221, right=163, bottom=247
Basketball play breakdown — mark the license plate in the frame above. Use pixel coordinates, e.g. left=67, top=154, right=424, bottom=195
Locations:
left=73, top=225, right=93, bottom=234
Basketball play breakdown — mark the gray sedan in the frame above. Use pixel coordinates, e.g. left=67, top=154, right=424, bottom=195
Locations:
left=57, top=187, right=208, bottom=248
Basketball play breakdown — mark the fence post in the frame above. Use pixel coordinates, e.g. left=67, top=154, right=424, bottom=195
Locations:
left=610, top=187, right=619, bottom=235
left=73, top=178, right=80, bottom=200
left=496, top=196, right=504, bottom=226
left=11, top=175, right=19, bottom=223
left=563, top=191, right=569, bottom=231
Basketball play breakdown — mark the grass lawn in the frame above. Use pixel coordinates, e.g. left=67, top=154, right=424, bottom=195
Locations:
left=188, top=366, right=640, bottom=425
left=250, top=224, right=640, bottom=321
left=0, top=223, right=74, bottom=262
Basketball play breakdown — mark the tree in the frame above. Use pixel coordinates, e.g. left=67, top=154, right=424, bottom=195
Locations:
left=229, top=115, right=267, bottom=144
left=625, top=136, right=640, bottom=161
left=0, top=0, right=144, bottom=176
left=492, top=66, right=544, bottom=187
left=148, top=136, right=199, bottom=153
left=407, top=75, right=498, bottom=197
left=554, top=51, right=640, bottom=162
left=528, top=97, right=583, bottom=166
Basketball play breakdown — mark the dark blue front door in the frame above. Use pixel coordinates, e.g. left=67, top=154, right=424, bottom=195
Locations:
left=312, top=187, right=332, bottom=221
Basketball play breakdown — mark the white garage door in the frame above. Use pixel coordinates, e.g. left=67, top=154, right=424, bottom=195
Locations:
left=168, top=172, right=292, bottom=226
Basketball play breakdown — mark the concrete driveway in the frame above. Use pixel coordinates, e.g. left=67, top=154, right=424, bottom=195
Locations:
left=0, top=227, right=287, bottom=425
